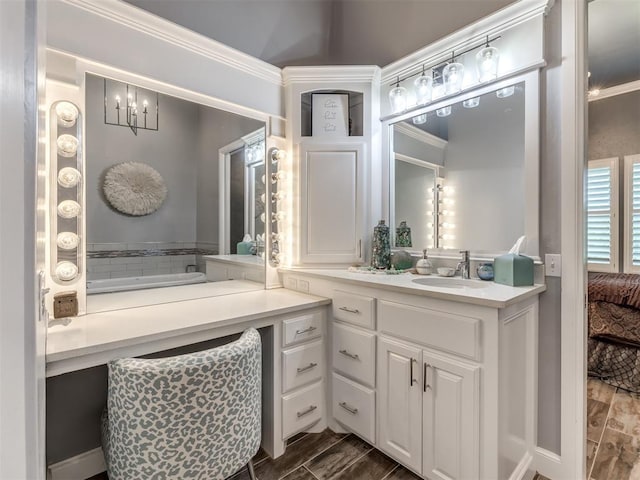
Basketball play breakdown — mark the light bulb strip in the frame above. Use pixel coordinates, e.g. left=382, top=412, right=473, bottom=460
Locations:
left=388, top=35, right=502, bottom=87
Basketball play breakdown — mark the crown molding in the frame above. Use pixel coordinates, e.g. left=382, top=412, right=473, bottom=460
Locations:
left=242, top=127, right=266, bottom=146
left=380, top=0, right=551, bottom=84
left=61, top=0, right=283, bottom=86
left=589, top=79, right=640, bottom=102
left=282, top=66, right=381, bottom=86
left=394, top=122, right=448, bottom=150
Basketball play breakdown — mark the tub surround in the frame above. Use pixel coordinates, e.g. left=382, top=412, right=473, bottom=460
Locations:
left=280, top=268, right=545, bottom=308
left=204, top=254, right=265, bottom=283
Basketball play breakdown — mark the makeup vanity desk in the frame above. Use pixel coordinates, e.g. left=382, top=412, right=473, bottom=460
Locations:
left=46, top=280, right=331, bottom=458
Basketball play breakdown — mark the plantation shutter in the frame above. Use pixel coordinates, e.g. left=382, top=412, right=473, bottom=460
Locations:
left=587, top=158, right=618, bottom=272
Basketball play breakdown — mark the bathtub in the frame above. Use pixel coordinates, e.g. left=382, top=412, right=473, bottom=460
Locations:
left=87, top=272, right=207, bottom=294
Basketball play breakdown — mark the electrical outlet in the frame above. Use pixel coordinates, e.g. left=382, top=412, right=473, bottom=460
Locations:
left=545, top=254, right=562, bottom=277
left=298, top=279, right=310, bottom=293
left=284, top=277, right=297, bottom=290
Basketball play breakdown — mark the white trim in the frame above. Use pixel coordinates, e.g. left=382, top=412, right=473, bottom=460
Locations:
left=395, top=153, right=441, bottom=172
left=242, top=127, right=266, bottom=147
left=218, top=138, right=247, bottom=255
left=560, top=0, right=587, bottom=477
left=623, top=154, right=640, bottom=273
left=393, top=123, right=448, bottom=150
left=283, top=65, right=381, bottom=86
left=380, top=0, right=551, bottom=83
left=60, top=0, right=282, bottom=85
left=534, top=447, right=564, bottom=480
left=508, top=452, right=534, bottom=480
left=589, top=79, right=640, bottom=102
left=586, top=157, right=619, bottom=273
left=47, top=447, right=105, bottom=480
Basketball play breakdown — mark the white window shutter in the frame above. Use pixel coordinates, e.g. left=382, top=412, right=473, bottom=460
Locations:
left=587, top=158, right=619, bottom=272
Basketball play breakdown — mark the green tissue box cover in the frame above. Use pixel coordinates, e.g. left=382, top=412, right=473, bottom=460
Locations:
left=493, top=253, right=534, bottom=286
left=236, top=241, right=253, bottom=255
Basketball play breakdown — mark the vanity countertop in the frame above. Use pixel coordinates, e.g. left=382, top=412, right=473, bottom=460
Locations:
left=280, top=268, right=546, bottom=309
left=203, top=254, right=264, bottom=267
left=47, top=287, right=330, bottom=377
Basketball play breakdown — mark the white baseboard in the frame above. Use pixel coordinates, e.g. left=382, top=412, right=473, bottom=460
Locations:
left=534, top=446, right=563, bottom=480
left=47, top=447, right=106, bottom=480
left=509, top=451, right=535, bottom=480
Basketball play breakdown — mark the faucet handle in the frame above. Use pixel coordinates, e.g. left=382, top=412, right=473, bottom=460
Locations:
left=459, top=249, right=470, bottom=260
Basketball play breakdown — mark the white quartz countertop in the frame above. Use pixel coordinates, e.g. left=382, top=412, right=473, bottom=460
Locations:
left=281, top=268, right=546, bottom=308
left=47, top=287, right=329, bottom=376
left=203, top=254, right=264, bottom=267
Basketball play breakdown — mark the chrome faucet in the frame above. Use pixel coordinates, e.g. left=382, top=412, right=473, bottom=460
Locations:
left=457, top=250, right=470, bottom=279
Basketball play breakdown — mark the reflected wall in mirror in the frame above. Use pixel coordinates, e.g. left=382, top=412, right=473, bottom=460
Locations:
left=85, top=73, right=265, bottom=294
left=391, top=81, right=526, bottom=254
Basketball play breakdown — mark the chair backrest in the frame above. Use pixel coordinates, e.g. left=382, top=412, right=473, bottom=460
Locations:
left=104, top=328, right=262, bottom=480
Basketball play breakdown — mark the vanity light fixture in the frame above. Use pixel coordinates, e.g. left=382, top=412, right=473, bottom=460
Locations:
left=413, top=67, right=433, bottom=106
left=56, top=232, right=79, bottom=250
left=476, top=36, right=500, bottom=83
left=271, top=148, right=286, bottom=164
left=436, top=106, right=452, bottom=117
left=55, top=102, right=79, bottom=128
left=496, top=86, right=515, bottom=98
left=412, top=114, right=427, bottom=125
left=389, top=76, right=408, bottom=114
left=463, top=97, right=480, bottom=108
left=57, top=200, right=81, bottom=219
left=443, top=53, right=465, bottom=94
left=271, top=171, right=286, bottom=183
left=56, top=134, right=78, bottom=158
left=57, top=167, right=81, bottom=188
left=55, top=261, right=79, bottom=281
left=104, top=78, right=158, bottom=136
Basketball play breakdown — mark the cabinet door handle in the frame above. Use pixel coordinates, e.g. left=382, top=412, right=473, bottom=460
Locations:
left=338, top=306, right=360, bottom=314
left=296, top=405, right=318, bottom=418
left=410, top=358, right=417, bottom=386
left=424, top=363, right=432, bottom=392
left=339, top=402, right=358, bottom=415
left=339, top=349, right=359, bottom=360
left=295, top=326, right=317, bottom=335
left=297, top=362, right=318, bottom=373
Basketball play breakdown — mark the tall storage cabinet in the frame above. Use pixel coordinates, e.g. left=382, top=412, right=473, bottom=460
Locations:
left=282, top=67, right=381, bottom=267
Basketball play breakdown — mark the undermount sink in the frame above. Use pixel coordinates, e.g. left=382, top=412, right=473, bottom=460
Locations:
left=412, top=277, right=489, bottom=289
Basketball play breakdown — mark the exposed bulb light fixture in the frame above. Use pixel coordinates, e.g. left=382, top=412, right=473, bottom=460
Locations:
left=463, top=97, right=480, bottom=108
left=443, top=53, right=465, bottom=94
left=57, top=167, right=81, bottom=188
left=436, top=106, right=452, bottom=117
left=56, top=134, right=78, bottom=157
left=104, top=78, right=158, bottom=136
left=389, top=76, right=407, bottom=114
left=271, top=148, right=286, bottom=164
left=413, top=67, right=433, bottom=106
left=55, top=102, right=79, bottom=128
left=496, top=86, right=515, bottom=98
left=57, top=232, right=79, bottom=250
left=55, top=261, right=78, bottom=281
left=476, top=37, right=500, bottom=83
left=412, top=114, right=427, bottom=125
left=57, top=200, right=81, bottom=219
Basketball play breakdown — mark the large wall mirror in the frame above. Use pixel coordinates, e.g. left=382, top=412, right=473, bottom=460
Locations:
left=84, top=72, right=266, bottom=302
left=388, top=71, right=540, bottom=258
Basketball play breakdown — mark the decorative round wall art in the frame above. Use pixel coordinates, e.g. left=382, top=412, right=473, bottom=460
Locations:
left=103, top=162, right=167, bottom=216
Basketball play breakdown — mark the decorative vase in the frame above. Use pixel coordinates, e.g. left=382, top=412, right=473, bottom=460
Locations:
left=396, top=220, right=412, bottom=247
left=416, top=249, right=433, bottom=275
left=477, top=262, right=495, bottom=281
left=371, top=220, right=391, bottom=270
left=392, top=250, right=413, bottom=270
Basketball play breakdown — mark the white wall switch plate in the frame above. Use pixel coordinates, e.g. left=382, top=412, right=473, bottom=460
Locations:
left=545, top=254, right=562, bottom=277
left=284, top=277, right=297, bottom=290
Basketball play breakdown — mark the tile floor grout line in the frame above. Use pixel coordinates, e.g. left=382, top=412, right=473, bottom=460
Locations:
left=278, top=434, right=351, bottom=480
left=380, top=464, right=401, bottom=480
left=588, top=383, right=617, bottom=480
left=302, top=464, right=321, bottom=480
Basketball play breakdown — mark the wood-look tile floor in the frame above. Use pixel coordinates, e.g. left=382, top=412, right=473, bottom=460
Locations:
left=89, top=429, right=551, bottom=480
left=587, top=376, right=640, bottom=480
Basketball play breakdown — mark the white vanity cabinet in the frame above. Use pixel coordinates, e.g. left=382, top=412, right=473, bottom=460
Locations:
left=299, top=142, right=366, bottom=264
left=280, top=270, right=542, bottom=480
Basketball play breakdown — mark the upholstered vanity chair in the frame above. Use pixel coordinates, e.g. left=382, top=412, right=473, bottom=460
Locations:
left=101, top=328, right=262, bottom=480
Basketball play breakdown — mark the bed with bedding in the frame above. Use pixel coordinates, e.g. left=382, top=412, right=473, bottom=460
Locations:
left=588, top=272, right=640, bottom=392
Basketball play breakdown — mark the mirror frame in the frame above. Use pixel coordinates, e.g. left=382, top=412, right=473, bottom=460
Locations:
left=382, top=69, right=540, bottom=259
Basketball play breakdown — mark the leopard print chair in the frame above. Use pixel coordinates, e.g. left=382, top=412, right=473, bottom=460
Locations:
left=101, top=328, right=262, bottom=480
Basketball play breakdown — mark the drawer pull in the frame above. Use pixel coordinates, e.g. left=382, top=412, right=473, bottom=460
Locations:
left=296, top=405, right=318, bottom=418
left=339, top=401, right=358, bottom=415
left=339, top=349, right=359, bottom=360
left=338, top=306, right=360, bottom=314
left=296, top=362, right=318, bottom=374
left=295, top=326, right=317, bottom=335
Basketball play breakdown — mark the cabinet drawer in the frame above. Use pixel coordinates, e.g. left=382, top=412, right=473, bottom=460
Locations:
left=282, top=340, right=323, bottom=393
left=283, top=312, right=323, bottom=347
left=379, top=300, right=480, bottom=360
left=282, top=381, right=324, bottom=439
left=333, top=290, right=375, bottom=329
left=332, top=373, right=375, bottom=443
left=332, top=322, right=375, bottom=387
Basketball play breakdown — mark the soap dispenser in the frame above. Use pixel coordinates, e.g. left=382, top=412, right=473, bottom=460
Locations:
left=416, top=249, right=433, bottom=275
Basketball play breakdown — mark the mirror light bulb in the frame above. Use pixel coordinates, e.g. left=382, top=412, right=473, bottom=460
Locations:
left=57, top=167, right=81, bottom=188
left=56, top=134, right=78, bottom=158
left=412, top=113, right=427, bottom=125
left=55, top=102, right=79, bottom=128
left=57, top=232, right=79, bottom=250
left=271, top=148, right=286, bottom=163
left=56, top=261, right=78, bottom=281
left=413, top=74, right=433, bottom=106
left=436, top=106, right=452, bottom=117
left=57, top=200, right=81, bottom=219
left=496, top=86, right=515, bottom=98
left=476, top=46, right=500, bottom=83
left=443, top=62, right=465, bottom=94
left=463, top=97, right=480, bottom=109
left=389, top=84, right=408, bottom=114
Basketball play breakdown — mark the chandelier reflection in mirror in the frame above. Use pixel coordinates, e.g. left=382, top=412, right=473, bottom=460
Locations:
left=104, top=78, right=159, bottom=136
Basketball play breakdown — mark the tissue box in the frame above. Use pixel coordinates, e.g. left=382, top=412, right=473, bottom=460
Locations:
left=493, top=253, right=534, bottom=286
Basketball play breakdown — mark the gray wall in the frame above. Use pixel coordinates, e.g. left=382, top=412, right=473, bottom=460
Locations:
left=589, top=90, right=640, bottom=161
left=86, top=74, right=200, bottom=244
left=394, top=129, right=445, bottom=166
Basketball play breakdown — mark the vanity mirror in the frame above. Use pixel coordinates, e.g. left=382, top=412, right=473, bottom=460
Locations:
left=388, top=71, right=539, bottom=258
left=84, top=73, right=266, bottom=297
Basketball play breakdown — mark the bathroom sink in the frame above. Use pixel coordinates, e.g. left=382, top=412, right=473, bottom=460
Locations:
left=412, top=277, right=489, bottom=289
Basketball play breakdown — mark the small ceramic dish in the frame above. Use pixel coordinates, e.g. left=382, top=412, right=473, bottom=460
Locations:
left=437, top=267, right=456, bottom=277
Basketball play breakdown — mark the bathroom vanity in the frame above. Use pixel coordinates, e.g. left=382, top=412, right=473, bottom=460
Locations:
left=281, top=269, right=544, bottom=480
